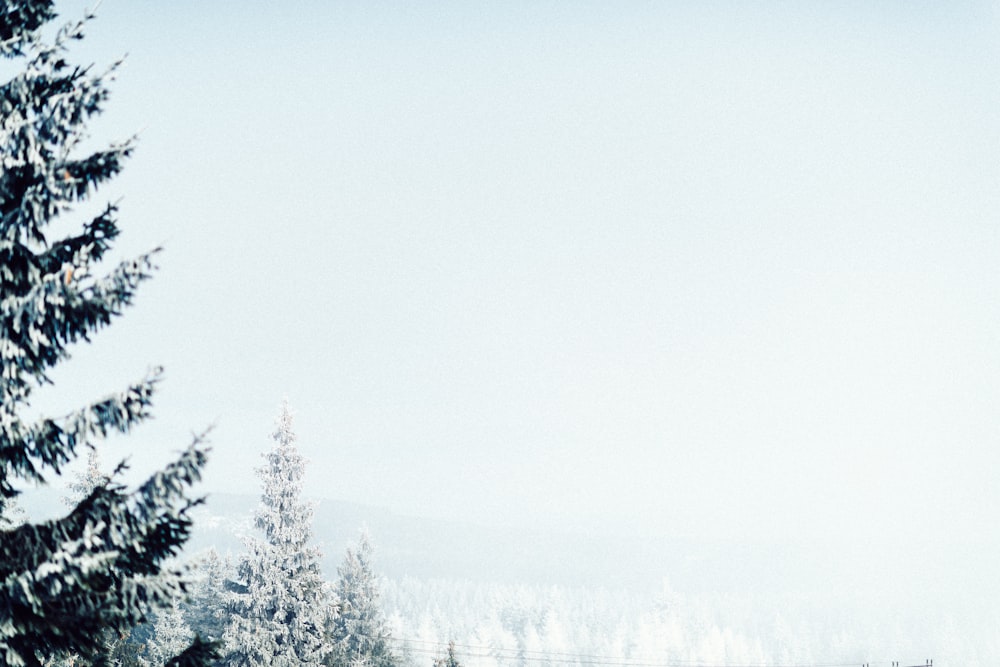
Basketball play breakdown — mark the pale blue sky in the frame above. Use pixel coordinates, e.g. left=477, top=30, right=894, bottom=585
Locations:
left=31, top=0, right=1000, bottom=570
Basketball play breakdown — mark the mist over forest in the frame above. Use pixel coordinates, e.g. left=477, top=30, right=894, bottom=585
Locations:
left=3, top=0, right=998, bottom=665
left=20, top=475, right=999, bottom=665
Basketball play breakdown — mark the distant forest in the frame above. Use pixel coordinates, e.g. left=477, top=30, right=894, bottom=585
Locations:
left=24, top=420, right=993, bottom=667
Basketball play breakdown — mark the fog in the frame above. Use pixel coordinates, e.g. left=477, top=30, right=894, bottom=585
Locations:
left=28, top=1, right=1000, bottom=662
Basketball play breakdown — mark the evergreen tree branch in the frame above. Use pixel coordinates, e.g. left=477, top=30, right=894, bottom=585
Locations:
left=0, top=3, right=213, bottom=665
left=0, top=434, right=209, bottom=666
left=0, top=370, right=161, bottom=497
left=0, top=0, right=56, bottom=58
left=0, top=250, right=159, bottom=403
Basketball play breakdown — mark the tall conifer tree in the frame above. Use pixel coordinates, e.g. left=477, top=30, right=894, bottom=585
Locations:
left=224, top=402, right=330, bottom=667
left=0, top=2, right=215, bottom=665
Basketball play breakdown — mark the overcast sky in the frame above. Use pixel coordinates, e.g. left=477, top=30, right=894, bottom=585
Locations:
left=31, top=0, right=1000, bottom=569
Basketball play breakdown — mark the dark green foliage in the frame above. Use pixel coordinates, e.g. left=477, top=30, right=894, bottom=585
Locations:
left=0, top=2, right=216, bottom=665
left=93, top=628, right=146, bottom=667
left=164, top=636, right=222, bottom=667
left=0, top=0, right=56, bottom=58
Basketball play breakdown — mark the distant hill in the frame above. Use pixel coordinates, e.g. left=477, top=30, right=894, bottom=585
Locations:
left=183, top=493, right=841, bottom=595
left=186, top=492, right=679, bottom=589
left=24, top=486, right=696, bottom=589
left=23, top=488, right=989, bottom=600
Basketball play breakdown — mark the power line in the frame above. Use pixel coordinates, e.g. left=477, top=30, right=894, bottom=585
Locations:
left=399, top=645, right=842, bottom=667
left=387, top=634, right=902, bottom=667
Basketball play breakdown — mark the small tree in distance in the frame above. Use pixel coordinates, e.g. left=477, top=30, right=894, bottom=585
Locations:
left=62, top=447, right=108, bottom=507
left=0, top=2, right=216, bottom=665
left=147, top=598, right=194, bottom=665
left=184, top=549, right=232, bottom=644
left=433, top=642, right=463, bottom=667
left=326, top=530, right=398, bottom=667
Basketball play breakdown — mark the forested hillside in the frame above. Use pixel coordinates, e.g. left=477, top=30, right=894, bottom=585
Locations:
left=19, top=471, right=996, bottom=666
left=383, top=577, right=993, bottom=667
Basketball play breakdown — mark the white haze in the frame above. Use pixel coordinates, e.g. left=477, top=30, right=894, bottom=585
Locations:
left=21, top=1, right=1000, bottom=661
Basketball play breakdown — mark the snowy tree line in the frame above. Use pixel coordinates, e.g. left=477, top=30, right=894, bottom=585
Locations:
left=380, top=576, right=997, bottom=667
left=57, top=407, right=994, bottom=667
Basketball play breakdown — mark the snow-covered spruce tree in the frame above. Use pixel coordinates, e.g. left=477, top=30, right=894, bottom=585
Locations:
left=148, top=598, right=195, bottom=666
left=0, top=3, right=217, bottom=666
left=223, top=402, right=330, bottom=667
left=183, top=549, right=232, bottom=644
left=326, top=531, right=397, bottom=667
left=433, top=642, right=462, bottom=667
